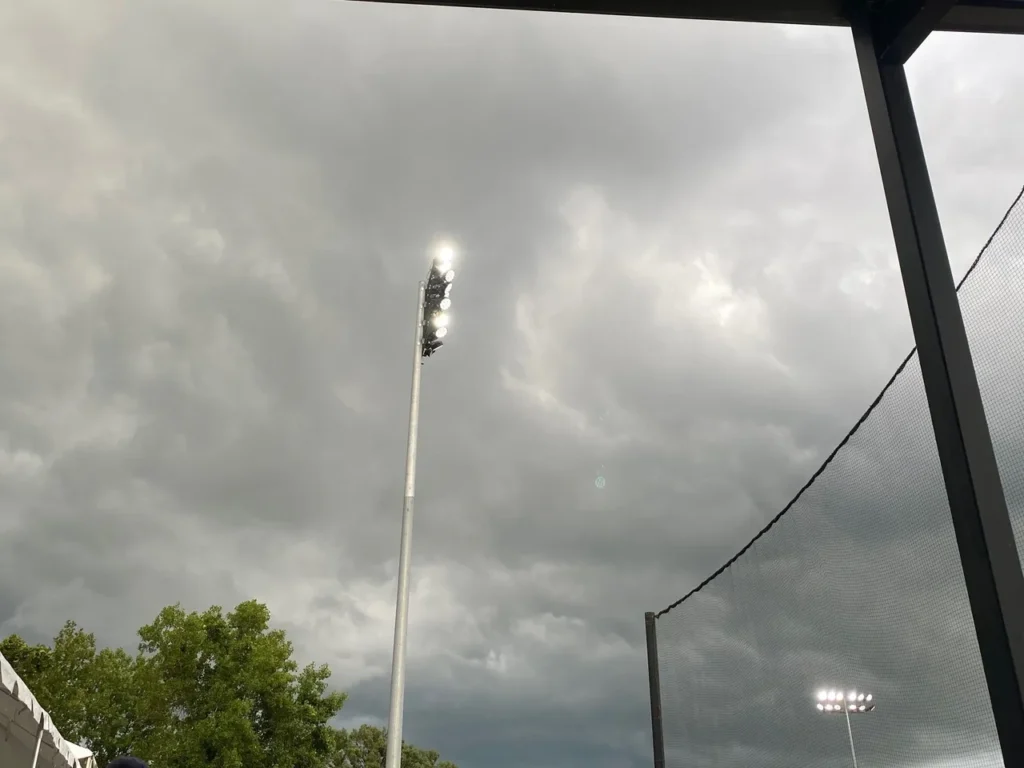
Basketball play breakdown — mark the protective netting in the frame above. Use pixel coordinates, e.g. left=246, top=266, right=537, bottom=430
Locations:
left=654, top=186, right=1024, bottom=768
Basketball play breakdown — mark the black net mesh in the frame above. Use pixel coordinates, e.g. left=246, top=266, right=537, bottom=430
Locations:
left=653, top=186, right=1024, bottom=768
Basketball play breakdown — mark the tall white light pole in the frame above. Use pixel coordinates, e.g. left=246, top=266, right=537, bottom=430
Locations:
left=384, top=245, right=457, bottom=768
left=814, top=688, right=876, bottom=768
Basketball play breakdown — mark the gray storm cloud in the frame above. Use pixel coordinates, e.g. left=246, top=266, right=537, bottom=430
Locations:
left=0, top=1, right=1022, bottom=766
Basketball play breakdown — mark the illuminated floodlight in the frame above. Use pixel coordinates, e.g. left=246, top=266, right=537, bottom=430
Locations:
left=814, top=688, right=876, bottom=715
left=421, top=246, right=459, bottom=359
left=813, top=688, right=876, bottom=768
left=436, top=244, right=455, bottom=271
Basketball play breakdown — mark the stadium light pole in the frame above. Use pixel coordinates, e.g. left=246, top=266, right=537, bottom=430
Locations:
left=384, top=244, right=457, bottom=768
left=814, top=688, right=876, bottom=768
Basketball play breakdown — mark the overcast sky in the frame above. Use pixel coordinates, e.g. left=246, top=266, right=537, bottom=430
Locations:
left=1, top=1, right=1023, bottom=767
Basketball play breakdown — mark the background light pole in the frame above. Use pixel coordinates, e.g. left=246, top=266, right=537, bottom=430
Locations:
left=384, top=245, right=457, bottom=768
left=815, top=688, right=876, bottom=768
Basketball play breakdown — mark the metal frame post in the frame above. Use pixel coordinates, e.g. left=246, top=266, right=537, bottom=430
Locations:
left=851, top=11, right=1024, bottom=762
left=645, top=612, right=666, bottom=768
left=30, top=714, right=45, bottom=768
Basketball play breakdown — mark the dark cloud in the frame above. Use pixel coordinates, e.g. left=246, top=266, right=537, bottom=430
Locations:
left=0, top=1, right=1022, bottom=766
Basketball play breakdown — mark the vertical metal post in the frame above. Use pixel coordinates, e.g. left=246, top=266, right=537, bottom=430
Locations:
left=645, top=612, right=666, bottom=768
left=843, top=706, right=859, bottom=768
left=384, top=280, right=426, bottom=768
left=30, top=715, right=45, bottom=768
left=851, top=13, right=1024, bottom=762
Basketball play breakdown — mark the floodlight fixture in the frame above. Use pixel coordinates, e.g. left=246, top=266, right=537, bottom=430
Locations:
left=814, top=690, right=876, bottom=715
left=436, top=244, right=455, bottom=271
left=421, top=247, right=459, bottom=359
left=813, top=688, right=876, bottom=768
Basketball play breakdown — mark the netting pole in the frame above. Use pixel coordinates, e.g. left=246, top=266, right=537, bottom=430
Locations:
left=645, top=612, right=666, bottom=768
left=851, top=7, right=1024, bottom=763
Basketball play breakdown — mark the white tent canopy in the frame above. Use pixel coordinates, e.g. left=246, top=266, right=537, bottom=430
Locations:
left=0, top=651, right=97, bottom=768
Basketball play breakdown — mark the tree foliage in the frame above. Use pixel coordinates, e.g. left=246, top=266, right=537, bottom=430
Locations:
left=333, top=724, right=457, bottom=768
left=0, top=601, right=456, bottom=768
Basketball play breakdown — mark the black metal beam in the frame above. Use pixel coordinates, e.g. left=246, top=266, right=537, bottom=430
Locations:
left=644, top=613, right=666, bottom=768
left=872, top=0, right=959, bottom=64
left=353, top=0, right=1024, bottom=34
left=356, top=0, right=848, bottom=25
left=851, top=11, right=1024, bottom=764
left=945, top=0, right=1024, bottom=33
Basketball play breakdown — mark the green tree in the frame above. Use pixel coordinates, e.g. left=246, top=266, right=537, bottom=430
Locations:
left=81, top=646, right=150, bottom=764
left=333, top=724, right=457, bottom=768
left=132, top=600, right=345, bottom=768
left=1, top=601, right=456, bottom=768
left=0, top=633, right=52, bottom=683
left=0, top=622, right=103, bottom=744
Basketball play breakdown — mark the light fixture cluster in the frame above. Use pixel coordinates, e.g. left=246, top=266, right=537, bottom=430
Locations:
left=422, top=245, right=456, bottom=358
left=815, top=689, right=875, bottom=713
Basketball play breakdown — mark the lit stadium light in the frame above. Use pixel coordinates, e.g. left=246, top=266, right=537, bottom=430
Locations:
left=813, top=688, right=876, bottom=768
left=436, top=244, right=454, bottom=273
left=813, top=689, right=876, bottom=714
left=422, top=246, right=458, bottom=359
